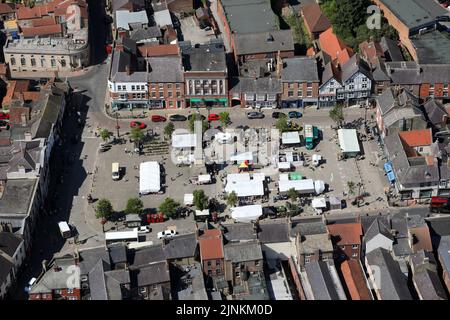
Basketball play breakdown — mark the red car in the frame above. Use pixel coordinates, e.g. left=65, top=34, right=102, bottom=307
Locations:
left=130, top=121, right=146, bottom=129
left=151, top=115, right=166, bottom=122
left=208, top=113, right=220, bottom=121
left=0, top=112, right=10, bottom=120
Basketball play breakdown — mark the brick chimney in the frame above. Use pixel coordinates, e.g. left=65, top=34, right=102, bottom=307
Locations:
left=125, top=64, right=132, bottom=75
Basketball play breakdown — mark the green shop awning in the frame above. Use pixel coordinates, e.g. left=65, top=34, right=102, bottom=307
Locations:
left=190, top=98, right=203, bottom=102
left=218, top=98, right=228, bottom=102
left=204, top=98, right=218, bottom=102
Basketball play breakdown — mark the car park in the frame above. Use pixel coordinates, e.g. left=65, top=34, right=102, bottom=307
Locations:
left=157, top=229, right=178, bottom=239
left=130, top=121, right=147, bottom=129
left=288, top=111, right=303, bottom=119
left=169, top=114, right=187, bottom=121
left=247, top=112, right=265, bottom=119
left=151, top=115, right=166, bottom=122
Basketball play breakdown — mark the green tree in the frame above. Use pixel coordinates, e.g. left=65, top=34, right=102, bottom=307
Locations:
left=347, top=181, right=356, bottom=196
left=188, top=114, right=208, bottom=133
left=193, top=189, right=209, bottom=211
left=130, top=127, right=144, bottom=143
left=99, top=129, right=112, bottom=142
left=286, top=202, right=300, bottom=216
left=219, top=112, right=231, bottom=128
left=159, top=198, right=180, bottom=219
left=275, top=115, right=288, bottom=132
left=287, top=188, right=299, bottom=201
left=225, top=191, right=238, bottom=207
left=95, top=199, right=113, bottom=220
left=329, top=104, right=345, bottom=127
left=164, top=122, right=175, bottom=138
left=125, top=198, right=144, bottom=215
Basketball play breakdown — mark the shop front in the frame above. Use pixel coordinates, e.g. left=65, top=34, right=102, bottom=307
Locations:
left=187, top=97, right=228, bottom=108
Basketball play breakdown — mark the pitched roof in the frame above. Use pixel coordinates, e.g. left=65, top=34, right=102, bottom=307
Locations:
left=131, top=244, right=165, bottom=267
left=301, top=3, right=331, bottom=34
left=229, top=77, right=282, bottom=95
left=399, top=129, right=433, bottom=148
left=224, top=240, right=263, bottom=263
left=147, top=56, right=183, bottom=83
left=340, top=260, right=373, bottom=300
left=137, top=44, right=179, bottom=57
left=319, top=28, right=354, bottom=66
left=234, top=30, right=294, bottom=56
left=327, top=223, right=363, bottom=246
left=222, top=223, right=257, bottom=243
left=424, top=98, right=448, bottom=126
left=379, top=37, right=404, bottom=62
left=163, top=233, right=197, bottom=260
left=198, top=229, right=224, bottom=260
left=134, top=261, right=170, bottom=286
left=365, top=248, right=413, bottom=300
left=364, top=217, right=393, bottom=243
left=340, top=54, right=372, bottom=83
left=291, top=217, right=327, bottom=237
left=281, top=57, right=319, bottom=82
left=409, top=225, right=433, bottom=253
left=0, top=3, right=15, bottom=14
left=257, top=221, right=290, bottom=243
left=21, top=24, right=62, bottom=37
left=359, top=40, right=384, bottom=66
left=0, top=232, right=23, bottom=258
left=305, top=261, right=346, bottom=300
left=0, top=255, right=13, bottom=290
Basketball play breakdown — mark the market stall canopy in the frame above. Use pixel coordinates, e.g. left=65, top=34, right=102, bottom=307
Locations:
left=198, top=174, right=211, bottom=183
left=282, top=131, right=301, bottom=145
left=172, top=133, right=197, bottom=148
left=231, top=205, right=263, bottom=222
left=230, top=151, right=255, bottom=162
left=312, top=197, right=327, bottom=209
left=184, top=193, right=194, bottom=206
left=314, top=180, right=326, bottom=194
left=289, top=172, right=302, bottom=180
left=337, top=129, right=360, bottom=154
left=225, top=180, right=265, bottom=197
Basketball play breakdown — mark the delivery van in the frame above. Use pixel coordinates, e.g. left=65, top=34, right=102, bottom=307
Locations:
left=112, top=162, right=120, bottom=180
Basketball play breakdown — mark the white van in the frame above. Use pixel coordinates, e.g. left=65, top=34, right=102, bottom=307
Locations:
left=112, top=162, right=120, bottom=180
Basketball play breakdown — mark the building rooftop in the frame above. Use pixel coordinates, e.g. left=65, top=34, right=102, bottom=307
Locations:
left=130, top=244, right=165, bottom=267
left=305, top=261, right=347, bottom=300
left=234, top=30, right=294, bottom=56
left=0, top=179, right=36, bottom=217
left=181, top=41, right=227, bottom=73
left=220, top=0, right=278, bottom=34
left=411, top=30, right=450, bottom=64
left=198, top=229, right=224, bottom=260
left=257, top=220, right=290, bottom=243
left=147, top=56, right=184, bottom=83
left=115, top=10, right=149, bottom=31
left=340, top=260, right=373, bottom=300
left=377, top=0, right=447, bottom=30
left=177, top=263, right=208, bottom=300
left=319, top=28, right=354, bottom=66
left=327, top=223, right=363, bottom=246
left=301, top=3, right=331, bottom=35
left=291, top=217, right=327, bottom=237
left=281, top=57, right=319, bottom=82
left=298, top=233, right=333, bottom=255
left=0, top=232, right=23, bottom=257
left=162, top=233, right=197, bottom=260
left=224, top=240, right=263, bottom=263
left=4, top=33, right=88, bottom=54
left=222, top=223, right=257, bottom=243
left=229, top=77, right=282, bottom=94
left=133, top=261, right=170, bottom=287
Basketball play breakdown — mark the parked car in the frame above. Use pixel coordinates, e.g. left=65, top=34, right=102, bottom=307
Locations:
left=288, top=111, right=303, bottom=119
left=188, top=114, right=206, bottom=121
left=273, top=194, right=288, bottom=202
left=272, top=112, right=286, bottom=119
left=247, top=112, right=265, bottom=119
left=99, top=143, right=112, bottom=152
left=130, top=121, right=146, bottom=129
left=151, top=115, right=166, bottom=122
left=136, top=226, right=151, bottom=234
left=0, top=112, right=10, bottom=120
left=169, top=114, right=187, bottom=121
left=25, top=277, right=37, bottom=293
left=208, top=113, right=220, bottom=121
left=157, top=229, right=178, bottom=239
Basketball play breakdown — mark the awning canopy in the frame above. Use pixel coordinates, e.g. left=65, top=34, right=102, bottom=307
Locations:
left=384, top=162, right=393, bottom=173
left=184, top=193, right=194, bottom=205
left=190, top=98, right=203, bottom=102
left=281, top=131, right=300, bottom=145
left=172, top=133, right=197, bottom=148
left=312, top=197, right=327, bottom=209
left=387, top=171, right=396, bottom=183
left=225, top=180, right=265, bottom=197
left=289, top=172, right=302, bottom=180
left=231, top=205, right=262, bottom=222
left=230, top=151, right=255, bottom=162
left=337, top=129, right=360, bottom=154
left=239, top=161, right=249, bottom=168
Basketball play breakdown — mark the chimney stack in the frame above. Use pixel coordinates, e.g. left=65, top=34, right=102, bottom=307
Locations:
left=125, top=64, right=132, bottom=75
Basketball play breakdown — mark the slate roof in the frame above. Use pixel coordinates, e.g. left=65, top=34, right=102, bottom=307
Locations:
left=234, top=30, right=294, bottom=56
left=134, top=261, right=170, bottom=286
left=340, top=54, right=372, bottom=83
left=108, top=243, right=127, bottom=265
left=224, top=240, right=263, bottom=263
left=0, top=179, right=36, bottom=216
left=320, top=62, right=342, bottom=86
left=257, top=221, right=290, bottom=243
left=424, top=98, right=448, bottom=126
left=371, top=58, right=390, bottom=82
left=78, top=246, right=110, bottom=275
left=163, top=233, right=197, bottom=260
left=222, top=223, right=257, bottom=243
left=410, top=251, right=447, bottom=300
left=364, top=217, right=394, bottom=243
left=31, top=93, right=62, bottom=139
left=129, top=25, right=162, bottom=42
left=365, top=248, right=413, bottom=300
left=181, top=42, right=227, bottom=72
left=281, top=57, right=319, bottom=82
left=305, top=261, right=345, bottom=300
left=147, top=56, right=183, bottom=83
left=380, top=37, right=404, bottom=62
left=109, top=50, right=147, bottom=82
left=291, top=217, right=327, bottom=237
left=131, top=244, right=165, bottom=267
left=0, top=232, right=23, bottom=257
left=411, top=30, right=450, bottom=65
left=0, top=255, right=13, bottom=291
left=426, top=216, right=450, bottom=238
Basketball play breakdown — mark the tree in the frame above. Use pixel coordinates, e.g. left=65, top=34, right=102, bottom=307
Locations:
left=347, top=181, right=356, bottom=196
left=130, top=127, right=144, bottom=143
left=286, top=202, right=300, bottom=216
left=219, top=112, right=230, bottom=128
left=188, top=114, right=208, bottom=133
left=99, top=129, right=112, bottom=142
left=164, top=122, right=175, bottom=138
left=275, top=115, right=288, bottom=132
left=329, top=104, right=344, bottom=127
left=225, top=191, right=238, bottom=207
left=287, top=188, right=299, bottom=201
left=125, top=198, right=144, bottom=215
left=159, top=198, right=180, bottom=219
left=95, top=199, right=113, bottom=220
left=193, top=189, right=209, bottom=211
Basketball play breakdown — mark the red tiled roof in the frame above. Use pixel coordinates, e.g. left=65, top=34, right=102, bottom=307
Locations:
left=409, top=225, right=433, bottom=253
left=32, top=16, right=57, bottom=27
left=137, top=44, right=180, bottom=57
left=319, top=28, right=354, bottom=66
left=21, top=24, right=62, bottom=37
left=399, top=129, right=432, bottom=148
left=340, top=260, right=372, bottom=300
left=327, top=223, right=363, bottom=246
left=301, top=3, right=331, bottom=35
left=198, top=229, right=224, bottom=260
left=359, top=40, right=384, bottom=66
left=0, top=3, right=15, bottom=14
left=17, top=5, right=49, bottom=20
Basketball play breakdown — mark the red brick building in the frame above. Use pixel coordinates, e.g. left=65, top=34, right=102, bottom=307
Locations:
left=198, top=229, right=224, bottom=278
left=327, top=223, right=363, bottom=262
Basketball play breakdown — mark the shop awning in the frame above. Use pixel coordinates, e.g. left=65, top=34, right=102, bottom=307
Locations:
left=384, top=162, right=393, bottom=173
left=387, top=171, right=396, bottom=183
left=218, top=98, right=228, bottom=102
left=190, top=98, right=203, bottom=102
left=239, top=161, right=249, bottom=169
left=204, top=98, right=217, bottom=102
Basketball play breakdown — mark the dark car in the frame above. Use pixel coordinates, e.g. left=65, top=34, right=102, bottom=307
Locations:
left=188, top=114, right=206, bottom=121
left=272, top=112, right=286, bottom=119
left=288, top=111, right=303, bottom=119
left=169, top=114, right=187, bottom=121
left=247, top=112, right=265, bottom=119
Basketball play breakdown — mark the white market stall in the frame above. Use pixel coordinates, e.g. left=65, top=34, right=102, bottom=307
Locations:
left=198, top=174, right=212, bottom=184
left=215, top=132, right=234, bottom=144
left=139, top=161, right=161, bottom=195
left=172, top=133, right=197, bottom=149
left=337, top=129, right=360, bottom=157
left=281, top=131, right=301, bottom=145
left=184, top=193, right=194, bottom=206
left=225, top=180, right=265, bottom=198
left=314, top=180, right=326, bottom=194
left=231, top=205, right=263, bottom=222
left=312, top=197, right=327, bottom=214
left=279, top=178, right=315, bottom=194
